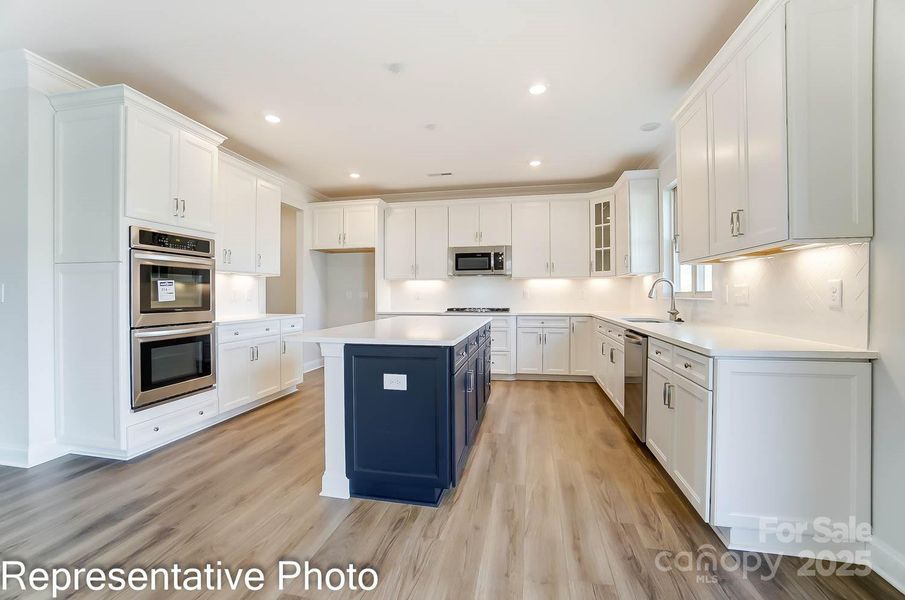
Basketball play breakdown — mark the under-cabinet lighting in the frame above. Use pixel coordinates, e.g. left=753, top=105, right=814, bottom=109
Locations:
left=529, top=83, right=547, bottom=95
left=264, top=114, right=281, bottom=124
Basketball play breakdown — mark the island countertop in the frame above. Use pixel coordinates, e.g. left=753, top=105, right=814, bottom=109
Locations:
left=301, top=315, right=492, bottom=346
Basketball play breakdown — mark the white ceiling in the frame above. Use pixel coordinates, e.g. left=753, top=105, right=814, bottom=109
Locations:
left=1, top=0, right=756, bottom=197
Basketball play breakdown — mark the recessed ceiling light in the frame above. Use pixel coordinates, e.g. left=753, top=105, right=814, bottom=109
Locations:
left=529, top=83, right=547, bottom=95
left=264, top=114, right=281, bottom=124
left=529, top=160, right=542, bottom=167
left=640, top=122, right=661, bottom=132
left=349, top=172, right=361, bottom=179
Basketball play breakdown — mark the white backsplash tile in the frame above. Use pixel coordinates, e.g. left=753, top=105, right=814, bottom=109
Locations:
left=215, top=273, right=266, bottom=318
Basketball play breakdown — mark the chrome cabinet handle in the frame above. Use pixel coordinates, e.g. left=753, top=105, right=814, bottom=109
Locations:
left=479, top=231, right=483, bottom=242
left=199, top=410, right=205, bottom=416
left=181, top=198, right=186, bottom=218
left=173, top=197, right=180, bottom=217
left=663, top=382, right=669, bottom=406
left=667, top=384, right=675, bottom=409
left=257, top=253, right=262, bottom=268
left=227, top=249, right=232, bottom=264
left=250, top=347, right=255, bottom=361
left=730, top=211, right=736, bottom=236
left=153, top=426, right=160, bottom=432
left=610, top=348, right=615, bottom=364
left=222, top=249, right=228, bottom=263
left=684, top=362, right=692, bottom=369
left=601, top=342, right=605, bottom=355
left=466, top=371, right=475, bottom=392
left=343, top=232, right=347, bottom=244
left=338, top=233, right=342, bottom=244
left=551, top=261, right=555, bottom=273
left=735, top=209, right=744, bottom=236
left=654, top=350, right=662, bottom=356
left=282, top=341, right=287, bottom=354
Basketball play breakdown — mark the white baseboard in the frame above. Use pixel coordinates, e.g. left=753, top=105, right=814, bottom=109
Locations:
left=0, top=445, right=28, bottom=468
left=26, top=440, right=68, bottom=467
left=304, top=359, right=324, bottom=373
left=871, top=536, right=905, bottom=595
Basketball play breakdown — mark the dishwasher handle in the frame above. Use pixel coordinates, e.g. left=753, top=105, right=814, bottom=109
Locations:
left=623, top=331, right=645, bottom=344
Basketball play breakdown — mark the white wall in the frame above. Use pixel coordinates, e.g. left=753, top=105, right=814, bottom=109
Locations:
left=265, top=203, right=300, bottom=314
left=869, top=0, right=905, bottom=590
left=325, top=253, right=375, bottom=327
left=215, top=274, right=266, bottom=318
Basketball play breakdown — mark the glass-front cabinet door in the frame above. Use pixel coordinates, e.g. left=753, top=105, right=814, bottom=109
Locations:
left=591, top=193, right=615, bottom=277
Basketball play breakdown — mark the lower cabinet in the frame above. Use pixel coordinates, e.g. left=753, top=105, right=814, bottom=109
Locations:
left=280, top=333, right=305, bottom=388
left=570, top=317, right=593, bottom=376
left=645, top=356, right=713, bottom=520
left=517, top=326, right=570, bottom=374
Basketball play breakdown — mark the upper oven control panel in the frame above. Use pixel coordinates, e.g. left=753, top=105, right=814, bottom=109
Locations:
left=130, top=227, right=215, bottom=258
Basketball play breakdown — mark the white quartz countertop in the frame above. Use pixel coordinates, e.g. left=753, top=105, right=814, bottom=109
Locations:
left=302, top=315, right=491, bottom=346
left=216, top=313, right=304, bottom=324
left=376, top=310, right=877, bottom=360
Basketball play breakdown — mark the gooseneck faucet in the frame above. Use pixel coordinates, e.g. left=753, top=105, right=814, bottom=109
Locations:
left=647, top=278, right=683, bottom=322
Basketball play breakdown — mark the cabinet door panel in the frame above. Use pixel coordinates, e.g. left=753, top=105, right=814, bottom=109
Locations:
left=448, top=204, right=479, bottom=247
left=344, top=205, right=377, bottom=248
left=591, top=197, right=615, bottom=277
left=125, top=107, right=178, bottom=225
left=217, top=161, right=257, bottom=273
left=671, top=375, right=713, bottom=520
left=676, top=94, right=711, bottom=262
left=739, top=7, right=788, bottom=249
left=218, top=342, right=253, bottom=413
left=707, top=62, right=744, bottom=255
left=252, top=338, right=282, bottom=400
left=452, top=365, right=468, bottom=483
left=385, top=207, right=416, bottom=280
left=542, top=328, right=570, bottom=375
left=645, top=361, right=674, bottom=470
left=569, top=318, right=593, bottom=376
left=415, top=206, right=449, bottom=279
left=312, top=207, right=344, bottom=249
left=594, top=333, right=608, bottom=391
left=177, top=131, right=217, bottom=232
left=611, top=343, right=625, bottom=414
left=550, top=200, right=590, bottom=277
left=280, top=334, right=304, bottom=389
left=511, top=202, right=550, bottom=278
left=479, top=203, right=511, bottom=245
left=255, top=179, right=282, bottom=275
left=516, top=328, right=543, bottom=374
left=614, top=183, right=630, bottom=275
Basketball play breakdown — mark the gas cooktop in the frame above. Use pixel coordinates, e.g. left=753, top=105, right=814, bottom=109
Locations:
left=446, top=307, right=511, bottom=313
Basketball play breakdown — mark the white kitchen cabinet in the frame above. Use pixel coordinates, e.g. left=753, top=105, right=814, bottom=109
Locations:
left=542, top=328, right=570, bottom=375
left=590, top=191, right=616, bottom=277
left=672, top=0, right=873, bottom=261
left=384, top=207, right=417, bottom=279
left=255, top=179, right=282, bottom=275
left=280, top=333, right=304, bottom=388
left=646, top=360, right=674, bottom=469
left=511, top=201, right=550, bottom=278
left=550, top=200, right=590, bottom=278
left=516, top=328, right=543, bottom=374
left=384, top=205, right=448, bottom=280
left=311, top=201, right=380, bottom=250
left=570, top=317, right=593, bottom=376
left=216, top=154, right=282, bottom=276
left=447, top=202, right=511, bottom=247
left=610, top=342, right=625, bottom=413
left=675, top=94, right=711, bottom=263
left=252, top=337, right=282, bottom=400
left=613, top=171, right=660, bottom=276
left=593, top=330, right=608, bottom=390
left=218, top=340, right=256, bottom=413
left=124, top=106, right=219, bottom=233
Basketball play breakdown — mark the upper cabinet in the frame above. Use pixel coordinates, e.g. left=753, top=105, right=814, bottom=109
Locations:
left=216, top=153, right=283, bottom=276
left=448, top=202, right=511, bottom=247
left=672, top=0, right=873, bottom=261
left=590, top=190, right=616, bottom=277
left=614, top=171, right=660, bottom=276
left=385, top=205, right=449, bottom=280
left=311, top=200, right=380, bottom=251
left=512, top=198, right=590, bottom=278
left=52, top=85, right=226, bottom=263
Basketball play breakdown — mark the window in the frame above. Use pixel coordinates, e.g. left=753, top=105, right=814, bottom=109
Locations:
left=664, top=184, right=712, bottom=298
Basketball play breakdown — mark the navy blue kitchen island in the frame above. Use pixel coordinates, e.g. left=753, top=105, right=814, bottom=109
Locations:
left=303, top=316, right=492, bottom=505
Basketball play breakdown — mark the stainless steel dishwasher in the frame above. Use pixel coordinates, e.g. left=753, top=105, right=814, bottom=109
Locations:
left=623, top=330, right=648, bottom=441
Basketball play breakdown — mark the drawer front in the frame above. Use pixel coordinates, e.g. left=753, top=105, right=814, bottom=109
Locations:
left=281, top=317, right=304, bottom=333
left=595, top=319, right=608, bottom=334
left=128, top=397, right=218, bottom=449
left=218, top=320, right=281, bottom=342
left=604, top=324, right=625, bottom=344
left=649, top=338, right=673, bottom=367
left=517, top=316, right=570, bottom=329
left=673, top=347, right=713, bottom=390
left=490, top=351, right=511, bottom=374
left=491, top=318, right=512, bottom=330
left=490, top=329, right=511, bottom=351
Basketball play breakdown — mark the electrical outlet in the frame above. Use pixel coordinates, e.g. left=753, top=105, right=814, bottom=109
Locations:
left=828, top=279, right=843, bottom=310
left=383, top=373, right=407, bottom=391
left=345, top=290, right=353, bottom=300
left=359, top=291, right=369, bottom=299
left=732, top=284, right=750, bottom=306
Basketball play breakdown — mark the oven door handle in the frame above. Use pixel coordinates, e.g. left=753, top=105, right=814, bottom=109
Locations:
left=133, top=324, right=215, bottom=339
left=132, top=251, right=216, bottom=267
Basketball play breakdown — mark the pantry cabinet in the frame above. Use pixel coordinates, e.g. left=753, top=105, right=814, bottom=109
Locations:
left=216, top=153, right=283, bottom=276
left=384, top=205, right=448, bottom=280
left=613, top=171, right=660, bottom=276
left=448, top=202, right=511, bottom=247
left=311, top=201, right=380, bottom=250
left=512, top=199, right=589, bottom=278
left=672, top=0, right=873, bottom=261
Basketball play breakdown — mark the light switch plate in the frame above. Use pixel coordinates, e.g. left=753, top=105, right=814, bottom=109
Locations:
left=383, top=373, right=407, bottom=391
left=828, top=279, right=843, bottom=310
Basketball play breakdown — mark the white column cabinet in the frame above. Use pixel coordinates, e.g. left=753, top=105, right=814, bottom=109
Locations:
left=550, top=200, right=590, bottom=278
left=707, top=62, right=745, bottom=256
left=570, top=317, right=593, bottom=376
left=511, top=201, right=551, bottom=278
left=311, top=202, right=379, bottom=250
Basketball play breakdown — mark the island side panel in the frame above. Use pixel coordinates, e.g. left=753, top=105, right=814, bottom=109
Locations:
left=319, top=342, right=350, bottom=499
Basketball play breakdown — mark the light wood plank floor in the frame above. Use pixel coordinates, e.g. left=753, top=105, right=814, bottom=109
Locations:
left=0, top=371, right=900, bottom=599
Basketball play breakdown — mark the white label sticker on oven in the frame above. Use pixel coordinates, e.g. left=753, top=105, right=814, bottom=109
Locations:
left=157, top=280, right=176, bottom=302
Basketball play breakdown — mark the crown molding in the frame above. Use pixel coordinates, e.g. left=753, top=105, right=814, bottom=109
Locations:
left=316, top=180, right=616, bottom=203
left=0, top=49, right=96, bottom=94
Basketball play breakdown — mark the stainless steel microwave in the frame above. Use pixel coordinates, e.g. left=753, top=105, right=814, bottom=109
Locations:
left=449, top=247, right=511, bottom=276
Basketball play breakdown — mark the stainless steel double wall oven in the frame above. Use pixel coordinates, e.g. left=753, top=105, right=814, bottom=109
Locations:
left=130, top=227, right=216, bottom=410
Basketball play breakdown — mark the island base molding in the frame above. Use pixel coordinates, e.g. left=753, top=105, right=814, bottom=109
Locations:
left=318, top=342, right=351, bottom=499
